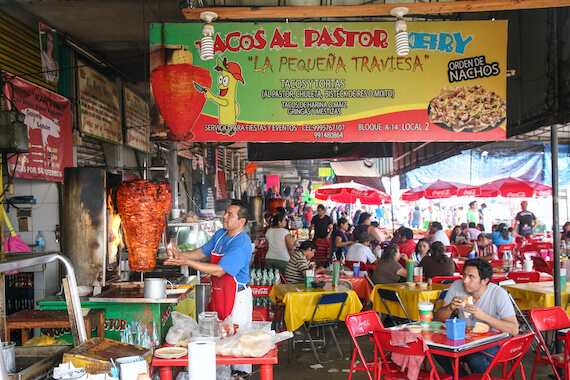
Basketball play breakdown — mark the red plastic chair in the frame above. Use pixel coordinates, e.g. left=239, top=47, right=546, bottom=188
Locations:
left=507, top=271, right=540, bottom=283
left=530, top=307, right=570, bottom=380
left=453, top=260, right=463, bottom=274
left=373, top=329, right=452, bottom=380
left=431, top=275, right=462, bottom=284
left=498, top=243, right=516, bottom=260
left=531, top=256, right=553, bottom=275
left=346, top=311, right=386, bottom=380
left=454, top=244, right=474, bottom=258
left=345, top=260, right=368, bottom=272
left=458, top=332, right=534, bottom=380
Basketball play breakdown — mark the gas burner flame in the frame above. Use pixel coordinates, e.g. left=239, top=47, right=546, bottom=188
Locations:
left=108, top=194, right=124, bottom=265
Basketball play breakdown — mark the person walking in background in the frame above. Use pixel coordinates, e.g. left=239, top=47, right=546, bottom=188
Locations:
left=264, top=213, right=294, bottom=273
left=514, top=200, right=538, bottom=237
left=411, top=206, right=421, bottom=229
left=352, top=212, right=385, bottom=246
left=466, top=201, right=481, bottom=225
left=310, top=204, right=333, bottom=240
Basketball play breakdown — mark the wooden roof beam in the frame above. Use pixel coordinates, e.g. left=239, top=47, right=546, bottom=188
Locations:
left=182, top=0, right=570, bottom=20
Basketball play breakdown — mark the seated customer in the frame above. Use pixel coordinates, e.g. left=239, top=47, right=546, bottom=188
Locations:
left=346, top=232, right=378, bottom=265
left=489, top=223, right=513, bottom=248
left=412, top=238, right=430, bottom=264
left=429, top=221, right=450, bottom=246
left=465, top=222, right=481, bottom=241
left=397, top=228, right=416, bottom=257
left=449, top=225, right=468, bottom=245
left=434, top=259, right=518, bottom=377
left=419, top=241, right=455, bottom=280
left=371, top=244, right=407, bottom=284
left=464, top=234, right=498, bottom=261
left=284, top=240, right=325, bottom=283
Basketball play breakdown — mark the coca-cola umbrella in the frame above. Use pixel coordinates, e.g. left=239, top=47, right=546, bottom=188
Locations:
left=401, top=180, right=480, bottom=201
left=314, top=182, right=391, bottom=205
left=475, top=177, right=552, bottom=198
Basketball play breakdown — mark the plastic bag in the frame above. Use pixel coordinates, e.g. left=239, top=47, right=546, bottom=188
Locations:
left=217, top=317, right=237, bottom=338
left=24, top=334, right=66, bottom=346
left=165, top=311, right=199, bottom=345
left=216, top=331, right=273, bottom=358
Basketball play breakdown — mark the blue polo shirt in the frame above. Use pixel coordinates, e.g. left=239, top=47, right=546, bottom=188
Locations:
left=201, top=229, right=251, bottom=285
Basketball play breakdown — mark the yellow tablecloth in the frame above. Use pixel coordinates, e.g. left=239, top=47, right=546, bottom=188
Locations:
left=502, top=282, right=570, bottom=311
left=370, top=283, right=449, bottom=320
left=269, top=283, right=363, bottom=331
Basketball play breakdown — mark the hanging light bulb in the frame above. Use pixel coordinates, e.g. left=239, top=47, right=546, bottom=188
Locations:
left=391, top=7, right=409, bottom=56
left=199, top=11, right=217, bottom=61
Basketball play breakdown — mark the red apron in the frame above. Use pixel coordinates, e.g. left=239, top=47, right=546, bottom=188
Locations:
left=207, top=233, right=238, bottom=320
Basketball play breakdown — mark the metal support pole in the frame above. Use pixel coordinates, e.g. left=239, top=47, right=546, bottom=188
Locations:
left=167, top=141, right=179, bottom=214
left=552, top=124, right=561, bottom=307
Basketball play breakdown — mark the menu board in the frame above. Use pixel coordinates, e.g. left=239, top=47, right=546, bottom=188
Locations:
left=2, top=74, right=73, bottom=182
left=78, top=61, right=122, bottom=143
left=149, top=21, right=507, bottom=142
left=123, top=87, right=151, bottom=152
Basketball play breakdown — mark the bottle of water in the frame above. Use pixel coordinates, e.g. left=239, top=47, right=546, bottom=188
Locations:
left=35, top=231, right=45, bottom=252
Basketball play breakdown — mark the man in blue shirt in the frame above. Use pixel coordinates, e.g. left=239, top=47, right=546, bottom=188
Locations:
left=166, top=200, right=252, bottom=375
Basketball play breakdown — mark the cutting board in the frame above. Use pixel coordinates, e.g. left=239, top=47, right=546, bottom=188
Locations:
left=62, top=338, right=152, bottom=374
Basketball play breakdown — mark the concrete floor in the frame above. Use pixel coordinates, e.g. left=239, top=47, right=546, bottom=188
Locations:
left=254, top=323, right=557, bottom=380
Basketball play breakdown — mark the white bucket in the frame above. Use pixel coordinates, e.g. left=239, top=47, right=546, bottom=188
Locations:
left=523, top=259, right=533, bottom=272
left=2, top=341, right=16, bottom=374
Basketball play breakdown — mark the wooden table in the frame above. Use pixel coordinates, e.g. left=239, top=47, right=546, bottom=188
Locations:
left=151, top=347, right=278, bottom=380
left=370, top=283, right=449, bottom=320
left=382, top=325, right=510, bottom=380
left=5, top=308, right=106, bottom=343
left=269, top=283, right=363, bottom=331
left=502, top=281, right=570, bottom=311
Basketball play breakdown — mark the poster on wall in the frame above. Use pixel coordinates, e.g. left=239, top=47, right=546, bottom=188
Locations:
left=2, top=74, right=73, bottom=182
left=38, top=22, right=59, bottom=86
left=149, top=21, right=507, bottom=142
left=77, top=61, right=123, bottom=144
left=123, top=87, right=151, bottom=152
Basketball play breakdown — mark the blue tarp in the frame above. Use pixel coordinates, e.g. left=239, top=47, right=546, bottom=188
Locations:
left=544, top=144, right=570, bottom=187
left=406, top=143, right=545, bottom=188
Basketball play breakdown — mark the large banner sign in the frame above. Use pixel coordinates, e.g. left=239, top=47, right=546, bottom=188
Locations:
left=149, top=21, right=507, bottom=142
left=2, top=74, right=73, bottom=182
left=78, top=61, right=123, bottom=144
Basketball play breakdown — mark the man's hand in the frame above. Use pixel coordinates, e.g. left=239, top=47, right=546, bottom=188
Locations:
left=464, top=304, right=484, bottom=319
left=449, top=296, right=465, bottom=311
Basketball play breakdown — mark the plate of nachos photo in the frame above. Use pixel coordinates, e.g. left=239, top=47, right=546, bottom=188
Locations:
left=428, top=85, right=507, bottom=133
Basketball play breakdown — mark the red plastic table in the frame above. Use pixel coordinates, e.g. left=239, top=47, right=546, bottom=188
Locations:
left=385, top=326, right=510, bottom=380
left=151, top=347, right=278, bottom=380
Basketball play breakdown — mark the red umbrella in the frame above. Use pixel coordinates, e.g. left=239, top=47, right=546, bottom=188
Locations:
left=401, top=180, right=480, bottom=201
left=475, top=177, right=552, bottom=198
left=314, top=182, right=391, bottom=205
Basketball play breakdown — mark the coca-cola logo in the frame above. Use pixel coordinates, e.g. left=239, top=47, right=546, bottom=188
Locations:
left=431, top=189, right=452, bottom=197
left=462, top=189, right=478, bottom=196
left=347, top=189, right=372, bottom=197
left=506, top=192, right=527, bottom=197
left=252, top=286, right=271, bottom=296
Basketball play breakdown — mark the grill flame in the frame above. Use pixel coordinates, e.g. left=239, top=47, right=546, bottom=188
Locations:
left=107, top=194, right=124, bottom=265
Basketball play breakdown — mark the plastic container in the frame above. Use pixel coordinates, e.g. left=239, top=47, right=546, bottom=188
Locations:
left=406, top=259, right=414, bottom=282
left=353, top=262, right=361, bottom=276
left=35, top=231, right=45, bottom=252
left=1, top=341, right=15, bottom=373
left=332, top=261, right=340, bottom=286
left=446, top=318, right=466, bottom=340
left=418, top=302, right=434, bottom=328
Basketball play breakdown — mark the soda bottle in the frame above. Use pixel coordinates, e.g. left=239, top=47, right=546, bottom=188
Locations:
left=36, top=231, right=45, bottom=252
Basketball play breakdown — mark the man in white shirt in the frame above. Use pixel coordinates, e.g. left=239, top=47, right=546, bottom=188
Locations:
left=429, top=221, right=450, bottom=246
left=346, top=232, right=378, bottom=264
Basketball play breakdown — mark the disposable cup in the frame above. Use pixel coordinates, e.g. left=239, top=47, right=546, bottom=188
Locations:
left=353, top=263, right=361, bottom=276
left=418, top=302, right=434, bottom=324
left=523, top=259, right=533, bottom=271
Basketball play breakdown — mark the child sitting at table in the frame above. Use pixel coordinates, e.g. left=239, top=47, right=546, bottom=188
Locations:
left=284, top=240, right=326, bottom=284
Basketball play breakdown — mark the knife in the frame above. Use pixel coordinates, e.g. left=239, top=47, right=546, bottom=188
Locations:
left=193, top=81, right=206, bottom=93
left=164, top=212, right=172, bottom=257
